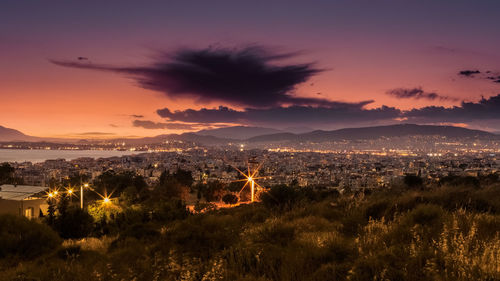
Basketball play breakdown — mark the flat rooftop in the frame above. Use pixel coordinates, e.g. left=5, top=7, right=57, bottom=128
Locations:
left=0, top=185, right=46, bottom=201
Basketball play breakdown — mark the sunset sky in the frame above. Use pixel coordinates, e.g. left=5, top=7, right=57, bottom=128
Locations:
left=2, top=0, right=500, bottom=138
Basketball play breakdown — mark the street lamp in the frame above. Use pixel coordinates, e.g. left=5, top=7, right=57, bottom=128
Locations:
left=80, top=183, right=89, bottom=209
left=248, top=177, right=255, bottom=202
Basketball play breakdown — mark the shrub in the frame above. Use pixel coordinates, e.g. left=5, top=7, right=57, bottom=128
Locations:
left=404, top=174, right=424, bottom=189
left=260, top=185, right=301, bottom=211
left=364, top=200, right=391, bottom=220
left=0, top=214, right=61, bottom=260
left=123, top=223, right=160, bottom=240
left=54, top=207, right=94, bottom=239
left=193, top=202, right=217, bottom=213
left=250, top=219, right=296, bottom=246
left=405, top=204, right=444, bottom=226
left=151, top=199, right=189, bottom=221
left=222, top=193, right=239, bottom=205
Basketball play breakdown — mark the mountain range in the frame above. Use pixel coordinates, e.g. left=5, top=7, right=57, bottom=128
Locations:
left=247, top=124, right=496, bottom=143
left=196, top=126, right=283, bottom=140
left=0, top=124, right=497, bottom=145
left=0, top=125, right=40, bottom=142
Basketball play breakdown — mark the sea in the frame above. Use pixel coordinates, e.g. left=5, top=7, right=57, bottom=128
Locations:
left=0, top=149, right=140, bottom=163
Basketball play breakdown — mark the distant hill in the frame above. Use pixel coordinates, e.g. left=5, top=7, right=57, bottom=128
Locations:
left=196, top=126, right=283, bottom=140
left=2, top=124, right=496, bottom=146
left=283, top=126, right=315, bottom=134
left=0, top=125, right=39, bottom=142
left=109, top=132, right=234, bottom=146
left=248, top=124, right=496, bottom=143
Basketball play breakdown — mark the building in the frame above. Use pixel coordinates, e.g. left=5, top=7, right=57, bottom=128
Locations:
left=0, top=185, right=48, bottom=219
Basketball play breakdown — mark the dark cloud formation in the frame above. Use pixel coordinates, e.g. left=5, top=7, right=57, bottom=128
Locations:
left=132, top=120, right=199, bottom=130
left=131, top=114, right=144, bottom=118
left=457, top=69, right=500, bottom=84
left=157, top=101, right=401, bottom=127
left=486, top=76, right=500, bottom=83
left=156, top=94, right=500, bottom=130
left=157, top=106, right=244, bottom=124
left=386, top=87, right=458, bottom=101
left=405, top=94, right=500, bottom=123
left=52, top=46, right=334, bottom=108
left=458, top=70, right=481, bottom=77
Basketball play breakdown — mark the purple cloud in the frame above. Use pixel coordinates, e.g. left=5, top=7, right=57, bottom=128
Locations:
left=386, top=87, right=458, bottom=101
left=51, top=45, right=333, bottom=108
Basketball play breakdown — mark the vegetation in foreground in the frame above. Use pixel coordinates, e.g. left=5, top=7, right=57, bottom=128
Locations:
left=1, top=173, right=500, bottom=281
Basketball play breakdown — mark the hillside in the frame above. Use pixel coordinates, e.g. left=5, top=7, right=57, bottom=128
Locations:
left=2, top=176, right=500, bottom=280
left=248, top=124, right=496, bottom=143
left=0, top=125, right=39, bottom=142
left=196, top=126, right=283, bottom=140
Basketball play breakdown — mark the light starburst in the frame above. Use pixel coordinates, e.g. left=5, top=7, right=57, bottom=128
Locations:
left=231, top=159, right=267, bottom=202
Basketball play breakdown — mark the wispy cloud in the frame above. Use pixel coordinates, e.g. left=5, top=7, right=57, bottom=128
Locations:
left=386, top=87, right=458, bottom=101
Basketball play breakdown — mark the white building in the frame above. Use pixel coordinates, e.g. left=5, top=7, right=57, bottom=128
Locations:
left=0, top=185, right=48, bottom=219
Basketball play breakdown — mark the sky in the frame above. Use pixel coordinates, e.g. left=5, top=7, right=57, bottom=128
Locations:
left=1, top=0, right=500, bottom=138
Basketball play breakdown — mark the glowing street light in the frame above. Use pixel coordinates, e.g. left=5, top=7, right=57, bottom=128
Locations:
left=231, top=160, right=266, bottom=203
left=80, top=183, right=89, bottom=209
left=248, top=177, right=255, bottom=202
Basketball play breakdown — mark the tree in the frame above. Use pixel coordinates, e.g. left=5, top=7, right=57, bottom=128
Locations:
left=173, top=168, right=193, bottom=187
left=203, top=180, right=226, bottom=202
left=0, top=214, right=61, bottom=260
left=155, top=175, right=189, bottom=201
left=404, top=174, right=424, bottom=189
left=0, top=163, right=15, bottom=184
left=260, top=185, right=301, bottom=211
left=57, top=194, right=70, bottom=217
left=222, top=193, right=239, bottom=205
left=93, top=170, right=147, bottom=199
left=54, top=207, right=94, bottom=239
left=45, top=198, right=57, bottom=227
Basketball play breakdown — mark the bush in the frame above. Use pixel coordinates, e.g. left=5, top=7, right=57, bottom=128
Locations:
left=405, top=204, right=444, bottom=227
left=151, top=199, right=189, bottom=222
left=222, top=193, right=239, bottom=205
left=364, top=200, right=391, bottom=220
left=404, top=174, right=424, bottom=189
left=194, top=202, right=217, bottom=213
left=260, top=185, right=301, bottom=211
left=0, top=214, right=61, bottom=260
left=55, top=207, right=94, bottom=239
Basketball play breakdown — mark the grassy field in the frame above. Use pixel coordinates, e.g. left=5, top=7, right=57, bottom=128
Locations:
left=1, top=179, right=500, bottom=281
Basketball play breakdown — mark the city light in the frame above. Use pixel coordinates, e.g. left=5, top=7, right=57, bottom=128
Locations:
left=232, top=160, right=266, bottom=203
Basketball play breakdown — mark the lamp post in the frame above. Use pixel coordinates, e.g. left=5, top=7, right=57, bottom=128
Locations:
left=248, top=177, right=255, bottom=202
left=80, top=183, right=88, bottom=209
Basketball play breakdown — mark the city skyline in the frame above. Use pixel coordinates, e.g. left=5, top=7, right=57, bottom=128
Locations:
left=2, top=0, right=500, bottom=138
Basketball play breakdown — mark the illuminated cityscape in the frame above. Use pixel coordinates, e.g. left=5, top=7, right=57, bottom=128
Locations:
left=1, top=1, right=500, bottom=280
